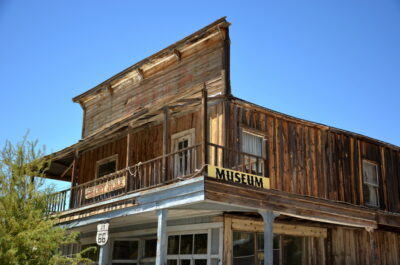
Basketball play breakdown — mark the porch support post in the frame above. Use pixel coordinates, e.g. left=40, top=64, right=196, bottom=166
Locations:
left=259, top=210, right=279, bottom=265
left=69, top=149, right=79, bottom=208
left=98, top=240, right=110, bottom=265
left=162, top=107, right=170, bottom=181
left=156, top=209, right=168, bottom=265
left=202, top=84, right=209, bottom=165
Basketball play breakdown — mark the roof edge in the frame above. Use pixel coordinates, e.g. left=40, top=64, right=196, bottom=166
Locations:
left=231, top=96, right=400, bottom=151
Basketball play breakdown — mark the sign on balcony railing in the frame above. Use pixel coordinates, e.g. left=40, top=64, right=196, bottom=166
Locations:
left=208, top=165, right=270, bottom=189
left=85, top=176, right=126, bottom=199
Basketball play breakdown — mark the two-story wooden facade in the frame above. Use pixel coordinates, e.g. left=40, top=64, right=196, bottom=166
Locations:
left=46, top=18, right=400, bottom=265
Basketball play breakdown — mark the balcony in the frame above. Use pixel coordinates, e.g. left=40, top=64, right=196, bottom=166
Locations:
left=46, top=143, right=267, bottom=215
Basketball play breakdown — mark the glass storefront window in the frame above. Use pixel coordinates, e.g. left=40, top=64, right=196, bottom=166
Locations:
left=233, top=231, right=255, bottom=265
left=109, top=230, right=216, bottom=265
left=233, top=231, right=308, bottom=265
left=144, top=239, right=157, bottom=258
left=180, top=234, right=193, bottom=254
left=112, top=241, right=138, bottom=260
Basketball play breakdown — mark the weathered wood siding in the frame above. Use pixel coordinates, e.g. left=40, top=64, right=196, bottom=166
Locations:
left=77, top=103, right=224, bottom=184
left=81, top=33, right=226, bottom=138
left=228, top=102, right=400, bottom=213
left=77, top=136, right=127, bottom=184
left=331, top=227, right=400, bottom=265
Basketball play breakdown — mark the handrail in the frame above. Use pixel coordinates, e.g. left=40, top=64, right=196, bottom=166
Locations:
left=46, top=142, right=266, bottom=214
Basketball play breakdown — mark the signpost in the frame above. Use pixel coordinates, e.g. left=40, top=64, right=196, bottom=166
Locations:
left=96, top=223, right=109, bottom=246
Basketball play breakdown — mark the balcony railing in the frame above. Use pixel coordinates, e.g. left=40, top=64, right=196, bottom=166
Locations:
left=47, top=143, right=267, bottom=214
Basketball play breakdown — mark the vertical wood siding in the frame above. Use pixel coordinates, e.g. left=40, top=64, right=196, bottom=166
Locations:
left=229, top=102, right=400, bottom=213
left=77, top=136, right=127, bottom=184
left=331, top=227, right=400, bottom=265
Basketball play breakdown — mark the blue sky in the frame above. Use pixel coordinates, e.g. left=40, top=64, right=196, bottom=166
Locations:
left=1, top=0, right=399, bottom=155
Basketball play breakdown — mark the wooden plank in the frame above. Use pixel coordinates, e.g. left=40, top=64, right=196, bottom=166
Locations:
left=230, top=218, right=327, bottom=238
left=223, top=215, right=232, bottom=265
left=202, top=86, right=209, bottom=165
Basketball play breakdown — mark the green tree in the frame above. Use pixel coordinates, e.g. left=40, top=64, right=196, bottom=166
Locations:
left=0, top=135, right=95, bottom=265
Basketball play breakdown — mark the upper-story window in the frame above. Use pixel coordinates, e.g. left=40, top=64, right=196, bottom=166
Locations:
left=241, top=130, right=265, bottom=175
left=362, top=160, right=380, bottom=207
left=96, top=155, right=118, bottom=178
left=172, top=129, right=195, bottom=177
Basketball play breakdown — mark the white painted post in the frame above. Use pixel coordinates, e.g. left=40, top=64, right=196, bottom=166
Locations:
left=259, top=210, right=279, bottom=265
left=98, top=240, right=110, bottom=265
left=156, top=209, right=168, bottom=265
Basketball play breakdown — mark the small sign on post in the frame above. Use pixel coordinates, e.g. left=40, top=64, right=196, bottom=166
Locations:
left=96, top=223, right=109, bottom=246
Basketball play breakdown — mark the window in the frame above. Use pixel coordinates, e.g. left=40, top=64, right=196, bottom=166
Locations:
left=233, top=232, right=308, bottom=265
left=241, top=130, right=265, bottom=176
left=112, top=240, right=139, bottom=265
left=363, top=160, right=380, bottom=207
left=171, top=129, right=195, bottom=177
left=96, top=155, right=118, bottom=178
left=167, top=233, right=209, bottom=265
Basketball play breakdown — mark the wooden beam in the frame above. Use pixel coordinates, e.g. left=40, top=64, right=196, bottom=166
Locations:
left=126, top=127, right=132, bottom=168
left=162, top=107, right=170, bottom=181
left=202, top=84, right=209, bottom=165
left=107, top=84, right=114, bottom=95
left=173, top=49, right=181, bottom=61
left=137, top=68, right=144, bottom=81
left=221, top=25, right=231, bottom=96
left=59, top=162, right=73, bottom=179
left=205, top=178, right=378, bottom=228
left=223, top=215, right=232, bottom=265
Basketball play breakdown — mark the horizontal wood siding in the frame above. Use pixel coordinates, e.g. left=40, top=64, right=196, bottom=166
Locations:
left=82, top=36, right=225, bottom=138
left=229, top=102, right=400, bottom=213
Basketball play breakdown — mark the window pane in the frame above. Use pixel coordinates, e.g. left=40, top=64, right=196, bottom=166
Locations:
left=144, top=239, right=157, bottom=258
left=112, top=263, right=136, bottom=265
left=211, top=259, right=219, bottom=265
left=167, top=260, right=178, bottom=265
left=363, top=161, right=378, bottom=184
left=211, top=228, right=220, bottom=255
left=242, top=131, right=263, bottom=157
left=168, top=235, right=179, bottom=255
left=233, top=232, right=254, bottom=257
left=194, top=234, right=208, bottom=254
left=180, top=260, right=191, bottom=265
left=282, top=235, right=303, bottom=265
left=112, top=241, right=138, bottom=260
left=195, top=260, right=207, bottom=265
left=180, top=234, right=193, bottom=254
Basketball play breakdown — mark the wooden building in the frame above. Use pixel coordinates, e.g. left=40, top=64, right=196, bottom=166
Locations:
left=46, top=17, right=400, bottom=265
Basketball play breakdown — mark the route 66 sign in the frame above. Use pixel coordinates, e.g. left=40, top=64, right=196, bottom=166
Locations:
left=96, top=223, right=109, bottom=246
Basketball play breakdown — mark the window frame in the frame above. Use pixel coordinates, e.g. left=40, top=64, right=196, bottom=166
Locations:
left=96, top=154, right=118, bottom=179
left=171, top=128, right=196, bottom=177
left=166, top=229, right=212, bottom=265
left=362, top=159, right=380, bottom=207
left=239, top=128, right=267, bottom=176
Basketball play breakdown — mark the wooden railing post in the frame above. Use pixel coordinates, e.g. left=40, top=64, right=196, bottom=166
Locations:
left=202, top=85, right=209, bottom=165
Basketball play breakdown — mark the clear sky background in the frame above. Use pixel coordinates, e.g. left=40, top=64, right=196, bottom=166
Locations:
left=1, top=0, right=399, bottom=156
